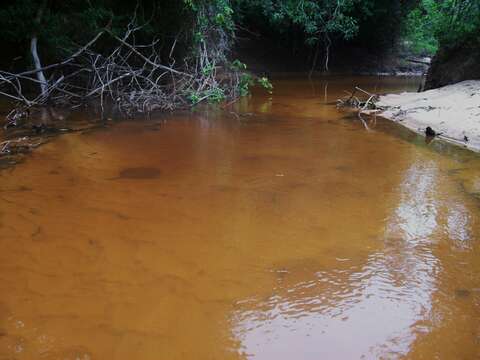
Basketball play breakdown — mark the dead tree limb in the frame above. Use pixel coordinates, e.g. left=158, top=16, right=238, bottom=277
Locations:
left=0, top=16, right=245, bottom=126
left=337, top=86, right=379, bottom=130
left=30, top=0, right=48, bottom=97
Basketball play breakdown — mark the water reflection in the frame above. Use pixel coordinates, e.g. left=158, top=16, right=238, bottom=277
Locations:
left=446, top=204, right=471, bottom=249
left=388, top=161, right=439, bottom=242
left=231, top=157, right=475, bottom=359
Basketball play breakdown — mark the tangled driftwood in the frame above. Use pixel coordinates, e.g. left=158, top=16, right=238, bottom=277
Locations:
left=337, top=86, right=379, bottom=110
left=0, top=10, right=250, bottom=164
left=336, top=86, right=380, bottom=130
left=0, top=18, right=243, bottom=129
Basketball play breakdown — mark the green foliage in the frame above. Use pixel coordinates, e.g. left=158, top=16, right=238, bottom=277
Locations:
left=237, top=73, right=273, bottom=97
left=188, top=58, right=272, bottom=104
left=188, top=91, right=201, bottom=104
left=214, top=3, right=234, bottom=29
left=184, top=0, right=198, bottom=11
left=1, top=0, right=478, bottom=105
left=230, top=60, right=272, bottom=97
left=231, top=0, right=420, bottom=62
left=435, top=0, right=480, bottom=46
left=404, top=4, right=438, bottom=55
left=239, top=73, right=254, bottom=96
left=231, top=59, right=247, bottom=70
left=188, top=86, right=226, bottom=105
left=202, top=63, right=216, bottom=76
left=257, top=77, right=273, bottom=94
left=185, top=0, right=235, bottom=36
left=0, top=0, right=191, bottom=68
left=350, top=0, right=416, bottom=50
left=234, top=0, right=359, bottom=44
left=404, top=0, right=480, bottom=55
left=207, top=87, right=226, bottom=103
left=0, top=1, right=114, bottom=59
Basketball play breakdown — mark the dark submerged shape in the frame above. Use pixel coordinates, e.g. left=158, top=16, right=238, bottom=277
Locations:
left=115, top=167, right=161, bottom=180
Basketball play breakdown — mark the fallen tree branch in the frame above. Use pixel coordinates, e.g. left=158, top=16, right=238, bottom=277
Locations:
left=406, top=58, right=431, bottom=65
left=355, top=86, right=375, bottom=98
left=104, top=29, right=190, bottom=78
left=0, top=17, right=245, bottom=126
left=337, top=86, right=379, bottom=130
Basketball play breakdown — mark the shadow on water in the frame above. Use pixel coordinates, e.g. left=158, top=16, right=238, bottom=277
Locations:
left=112, top=167, right=162, bottom=180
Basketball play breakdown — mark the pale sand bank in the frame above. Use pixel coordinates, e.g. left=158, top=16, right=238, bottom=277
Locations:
left=370, top=80, right=480, bottom=152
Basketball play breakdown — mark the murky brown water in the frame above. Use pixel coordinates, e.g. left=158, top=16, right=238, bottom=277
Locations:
left=1, top=76, right=480, bottom=359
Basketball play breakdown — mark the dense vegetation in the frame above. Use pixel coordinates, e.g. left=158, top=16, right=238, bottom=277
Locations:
left=0, top=0, right=478, bottom=106
left=233, top=0, right=417, bottom=70
left=0, top=1, right=190, bottom=69
left=404, top=0, right=480, bottom=55
left=0, top=0, right=262, bottom=114
left=2, top=1, right=478, bottom=66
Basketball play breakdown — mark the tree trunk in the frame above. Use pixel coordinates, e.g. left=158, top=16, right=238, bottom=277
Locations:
left=31, top=0, right=48, bottom=97
left=323, top=35, right=331, bottom=72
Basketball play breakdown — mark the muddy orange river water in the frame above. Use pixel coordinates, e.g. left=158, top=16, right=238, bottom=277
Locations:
left=1, top=76, right=480, bottom=359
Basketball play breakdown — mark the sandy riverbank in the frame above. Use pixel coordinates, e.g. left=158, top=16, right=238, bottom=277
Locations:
left=369, top=80, right=480, bottom=152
